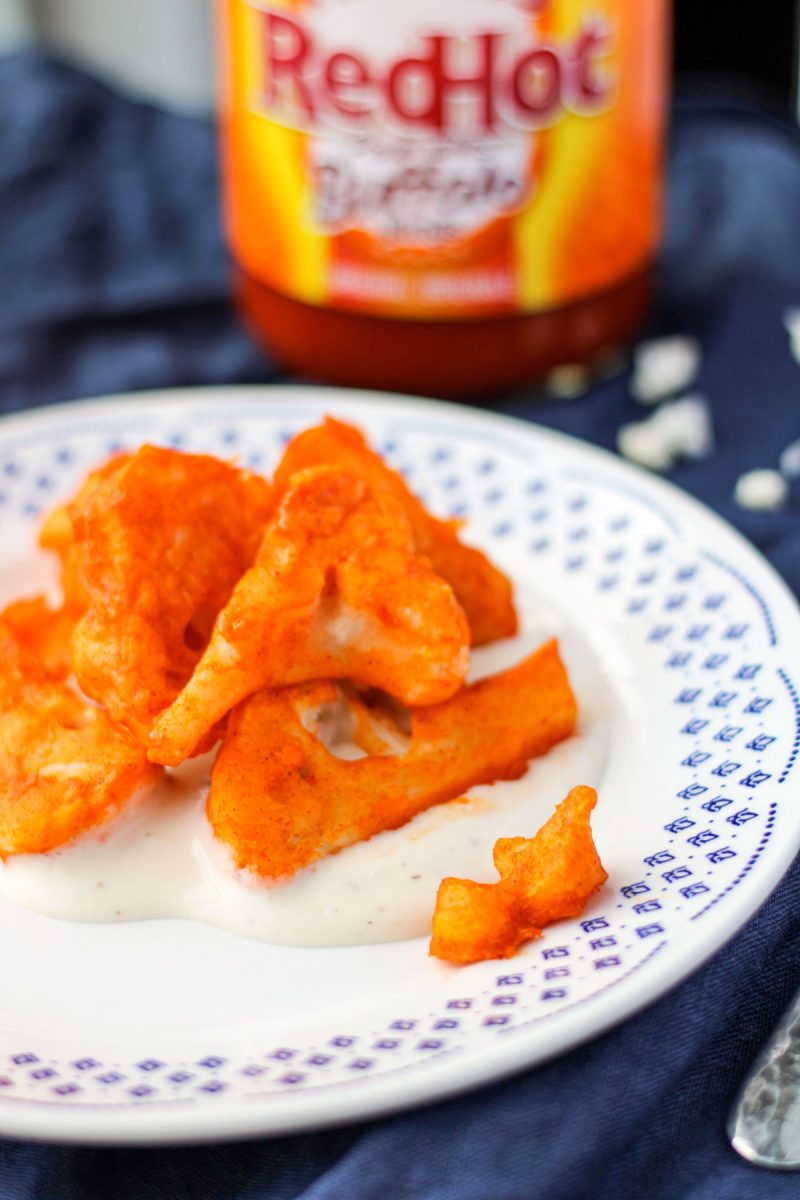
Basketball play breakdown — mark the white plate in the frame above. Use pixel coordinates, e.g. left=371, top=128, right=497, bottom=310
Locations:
left=0, top=385, right=798, bottom=1146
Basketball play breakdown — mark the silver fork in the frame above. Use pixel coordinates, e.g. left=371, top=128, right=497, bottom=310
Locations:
left=729, top=986, right=800, bottom=1169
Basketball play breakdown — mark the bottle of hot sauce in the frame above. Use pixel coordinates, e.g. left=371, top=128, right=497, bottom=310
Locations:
left=218, top=0, right=669, bottom=398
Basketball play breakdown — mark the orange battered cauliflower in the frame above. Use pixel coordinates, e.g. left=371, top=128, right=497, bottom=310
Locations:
left=274, top=418, right=518, bottom=646
left=0, top=618, right=159, bottom=856
left=430, top=786, right=607, bottom=964
left=149, top=465, right=471, bottom=766
left=207, top=639, right=575, bottom=880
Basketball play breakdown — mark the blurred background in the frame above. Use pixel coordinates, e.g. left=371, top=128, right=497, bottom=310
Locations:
left=0, top=0, right=796, bottom=115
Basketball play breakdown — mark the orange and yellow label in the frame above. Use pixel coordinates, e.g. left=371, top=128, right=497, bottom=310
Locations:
left=219, top=0, right=668, bottom=320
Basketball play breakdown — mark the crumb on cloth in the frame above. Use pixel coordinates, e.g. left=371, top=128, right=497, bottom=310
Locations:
left=630, top=335, right=701, bottom=405
left=617, top=394, right=714, bottom=472
left=734, top=468, right=788, bottom=513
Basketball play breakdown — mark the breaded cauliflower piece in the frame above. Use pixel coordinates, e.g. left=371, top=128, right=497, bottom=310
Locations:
left=206, top=639, right=575, bottom=880
left=65, top=446, right=272, bottom=746
left=274, top=418, right=517, bottom=646
left=149, top=465, right=471, bottom=767
left=0, top=619, right=159, bottom=856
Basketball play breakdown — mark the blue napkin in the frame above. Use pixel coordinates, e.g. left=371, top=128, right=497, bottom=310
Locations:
left=1, top=51, right=800, bottom=1199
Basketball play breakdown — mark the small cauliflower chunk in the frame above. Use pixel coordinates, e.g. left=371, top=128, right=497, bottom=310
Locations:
left=430, top=785, right=607, bottom=964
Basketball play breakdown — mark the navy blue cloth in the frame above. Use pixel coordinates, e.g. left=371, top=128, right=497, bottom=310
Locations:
left=1, top=51, right=800, bottom=1200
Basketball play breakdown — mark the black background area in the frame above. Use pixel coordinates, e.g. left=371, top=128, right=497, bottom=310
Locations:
left=673, top=0, right=798, bottom=109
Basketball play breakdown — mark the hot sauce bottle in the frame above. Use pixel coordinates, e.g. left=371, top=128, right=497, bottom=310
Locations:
left=218, top=0, right=669, bottom=398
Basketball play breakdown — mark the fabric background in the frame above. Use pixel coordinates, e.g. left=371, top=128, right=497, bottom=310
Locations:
left=1, top=50, right=800, bottom=1200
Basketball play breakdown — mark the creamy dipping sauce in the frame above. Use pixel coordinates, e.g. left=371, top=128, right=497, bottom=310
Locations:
left=0, top=613, right=609, bottom=947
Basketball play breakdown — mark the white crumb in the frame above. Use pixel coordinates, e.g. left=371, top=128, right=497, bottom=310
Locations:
left=617, top=394, right=714, bottom=472
left=617, top=417, right=673, bottom=471
left=779, top=438, right=800, bottom=480
left=782, top=308, right=800, bottom=363
left=734, top=469, right=788, bottom=512
left=545, top=364, right=591, bottom=399
left=782, top=307, right=800, bottom=338
left=630, top=335, right=701, bottom=404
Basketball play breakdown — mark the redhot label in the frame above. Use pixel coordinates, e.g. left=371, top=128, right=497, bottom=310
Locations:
left=220, top=0, right=668, bottom=319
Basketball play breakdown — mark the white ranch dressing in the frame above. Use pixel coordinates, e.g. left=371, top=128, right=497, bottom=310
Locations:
left=0, top=616, right=609, bottom=947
